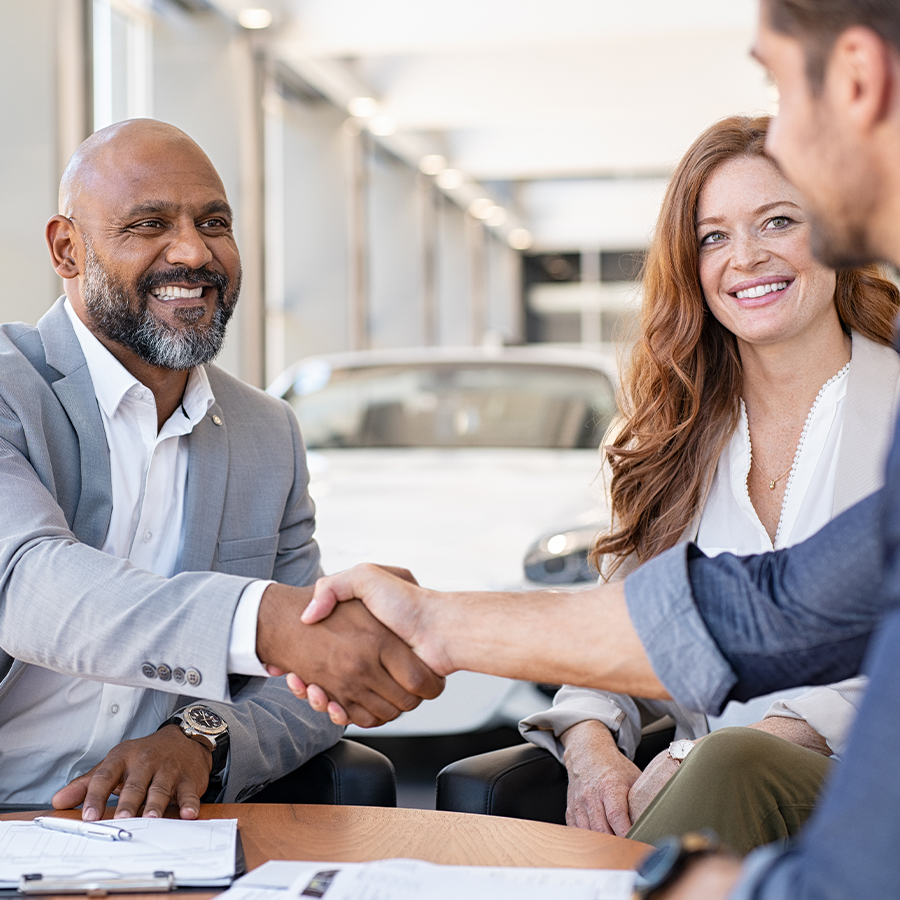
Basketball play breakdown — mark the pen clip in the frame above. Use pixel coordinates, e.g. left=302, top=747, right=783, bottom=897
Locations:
left=85, top=822, right=133, bottom=841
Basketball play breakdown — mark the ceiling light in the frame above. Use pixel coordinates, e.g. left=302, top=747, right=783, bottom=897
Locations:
left=347, top=96, right=378, bottom=118
left=238, top=7, right=273, bottom=29
left=419, top=154, right=447, bottom=175
left=468, top=198, right=496, bottom=219
left=435, top=169, right=464, bottom=190
left=368, top=116, right=397, bottom=136
left=485, top=207, right=508, bottom=227
left=508, top=228, right=534, bottom=250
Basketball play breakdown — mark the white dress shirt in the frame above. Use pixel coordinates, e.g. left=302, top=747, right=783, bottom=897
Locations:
left=0, top=301, right=269, bottom=804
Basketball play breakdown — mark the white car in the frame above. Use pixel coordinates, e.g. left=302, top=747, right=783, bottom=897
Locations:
left=268, top=345, right=617, bottom=736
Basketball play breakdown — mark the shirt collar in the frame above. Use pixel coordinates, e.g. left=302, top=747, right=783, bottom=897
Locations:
left=63, top=299, right=215, bottom=424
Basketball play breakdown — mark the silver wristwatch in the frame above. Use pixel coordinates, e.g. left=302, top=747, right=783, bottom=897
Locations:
left=172, top=703, right=228, bottom=751
left=666, top=739, right=695, bottom=763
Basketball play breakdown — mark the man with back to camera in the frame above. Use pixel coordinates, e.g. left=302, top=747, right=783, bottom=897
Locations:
left=299, top=1, right=900, bottom=896
left=0, top=118, right=443, bottom=821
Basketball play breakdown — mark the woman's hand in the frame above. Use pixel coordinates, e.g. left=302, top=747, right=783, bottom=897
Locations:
left=627, top=744, right=689, bottom=824
left=560, top=720, right=642, bottom=835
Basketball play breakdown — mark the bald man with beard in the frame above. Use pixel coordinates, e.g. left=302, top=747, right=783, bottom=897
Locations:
left=0, top=119, right=442, bottom=821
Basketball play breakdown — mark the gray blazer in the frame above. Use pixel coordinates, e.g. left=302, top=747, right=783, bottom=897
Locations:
left=0, top=299, right=342, bottom=802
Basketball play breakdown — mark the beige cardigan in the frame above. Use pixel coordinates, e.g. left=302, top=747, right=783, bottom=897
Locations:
left=520, top=331, right=900, bottom=762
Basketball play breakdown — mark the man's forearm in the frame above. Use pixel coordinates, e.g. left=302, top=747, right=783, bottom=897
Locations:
left=422, top=582, right=669, bottom=698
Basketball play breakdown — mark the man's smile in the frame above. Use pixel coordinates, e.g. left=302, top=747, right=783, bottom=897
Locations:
left=150, top=285, right=205, bottom=301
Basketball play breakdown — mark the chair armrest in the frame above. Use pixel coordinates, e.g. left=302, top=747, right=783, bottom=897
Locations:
left=436, top=725, right=677, bottom=823
left=249, top=738, right=397, bottom=807
left=436, top=743, right=567, bottom=824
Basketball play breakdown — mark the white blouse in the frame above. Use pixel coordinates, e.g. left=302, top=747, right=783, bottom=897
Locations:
left=698, top=361, right=865, bottom=756
left=697, top=362, right=849, bottom=553
left=522, top=337, right=900, bottom=763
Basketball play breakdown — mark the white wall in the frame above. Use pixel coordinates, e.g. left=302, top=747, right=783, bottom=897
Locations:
left=0, top=0, right=63, bottom=325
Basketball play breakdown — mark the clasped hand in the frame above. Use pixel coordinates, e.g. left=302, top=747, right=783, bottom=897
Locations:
left=257, top=565, right=446, bottom=727
left=282, top=564, right=447, bottom=725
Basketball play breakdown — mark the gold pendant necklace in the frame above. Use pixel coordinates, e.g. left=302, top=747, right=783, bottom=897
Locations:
left=753, top=458, right=793, bottom=490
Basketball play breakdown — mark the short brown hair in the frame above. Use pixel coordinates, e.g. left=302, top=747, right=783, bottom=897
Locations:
left=765, top=0, right=900, bottom=89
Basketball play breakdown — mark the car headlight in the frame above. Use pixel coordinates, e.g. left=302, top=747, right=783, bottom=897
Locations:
left=523, top=526, right=601, bottom=584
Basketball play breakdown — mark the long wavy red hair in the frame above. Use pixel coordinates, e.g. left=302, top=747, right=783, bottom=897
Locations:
left=592, top=115, right=900, bottom=576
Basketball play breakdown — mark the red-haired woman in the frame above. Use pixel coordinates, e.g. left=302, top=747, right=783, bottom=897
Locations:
left=521, top=115, right=900, bottom=852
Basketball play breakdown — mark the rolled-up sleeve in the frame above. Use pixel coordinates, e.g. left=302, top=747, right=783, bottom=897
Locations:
left=624, top=543, right=737, bottom=714
left=624, top=491, right=887, bottom=714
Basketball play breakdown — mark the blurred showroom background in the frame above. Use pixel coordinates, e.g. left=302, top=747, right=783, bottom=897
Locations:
left=2, top=0, right=778, bottom=798
left=2, top=0, right=774, bottom=387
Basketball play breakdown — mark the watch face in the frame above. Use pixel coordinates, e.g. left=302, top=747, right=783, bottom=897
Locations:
left=669, top=739, right=694, bottom=761
left=186, top=706, right=224, bottom=731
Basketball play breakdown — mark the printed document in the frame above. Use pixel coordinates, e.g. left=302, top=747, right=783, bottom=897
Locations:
left=219, top=857, right=635, bottom=900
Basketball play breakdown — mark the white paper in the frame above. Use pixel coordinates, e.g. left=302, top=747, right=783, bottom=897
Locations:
left=0, top=817, right=238, bottom=888
left=219, top=858, right=635, bottom=900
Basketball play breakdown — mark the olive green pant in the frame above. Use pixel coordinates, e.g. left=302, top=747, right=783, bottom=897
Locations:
left=627, top=726, right=833, bottom=855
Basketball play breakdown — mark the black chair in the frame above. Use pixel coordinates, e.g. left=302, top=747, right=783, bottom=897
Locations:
left=247, top=738, right=397, bottom=807
left=436, top=724, right=676, bottom=824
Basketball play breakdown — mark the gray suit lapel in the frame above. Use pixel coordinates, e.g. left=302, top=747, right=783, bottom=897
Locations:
left=38, top=301, right=112, bottom=549
left=181, top=398, right=229, bottom=572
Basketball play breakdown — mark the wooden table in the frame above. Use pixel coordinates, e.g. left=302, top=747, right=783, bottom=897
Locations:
left=1, top=805, right=651, bottom=897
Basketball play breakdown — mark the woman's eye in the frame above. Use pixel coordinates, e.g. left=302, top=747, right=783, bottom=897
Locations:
left=700, top=231, right=725, bottom=246
left=768, top=216, right=792, bottom=229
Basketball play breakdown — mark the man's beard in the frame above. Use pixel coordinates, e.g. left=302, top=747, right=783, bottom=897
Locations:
left=808, top=208, right=880, bottom=271
left=80, top=238, right=239, bottom=370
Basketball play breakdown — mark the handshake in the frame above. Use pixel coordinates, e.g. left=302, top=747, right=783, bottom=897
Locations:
left=256, top=563, right=660, bottom=728
left=256, top=564, right=455, bottom=727
left=55, top=565, right=657, bottom=821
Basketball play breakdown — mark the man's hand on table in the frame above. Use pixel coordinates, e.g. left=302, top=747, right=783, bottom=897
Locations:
left=52, top=725, right=212, bottom=821
left=257, top=574, right=445, bottom=728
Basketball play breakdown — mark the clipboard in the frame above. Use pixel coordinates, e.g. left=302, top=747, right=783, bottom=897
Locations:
left=0, top=819, right=243, bottom=894
left=18, top=871, right=176, bottom=895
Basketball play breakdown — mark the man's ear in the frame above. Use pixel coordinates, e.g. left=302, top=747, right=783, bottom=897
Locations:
left=46, top=215, right=82, bottom=280
left=827, top=26, right=894, bottom=131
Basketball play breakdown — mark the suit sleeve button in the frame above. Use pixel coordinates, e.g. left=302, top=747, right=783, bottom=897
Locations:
left=173, top=667, right=186, bottom=684
left=157, top=664, right=172, bottom=682
left=141, top=663, right=157, bottom=679
left=185, top=668, right=202, bottom=686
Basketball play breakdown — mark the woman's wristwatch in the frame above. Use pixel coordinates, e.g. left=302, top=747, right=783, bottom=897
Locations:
left=632, top=832, right=721, bottom=899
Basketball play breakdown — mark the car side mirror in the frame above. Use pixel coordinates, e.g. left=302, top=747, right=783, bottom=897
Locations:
left=523, top=526, right=600, bottom=584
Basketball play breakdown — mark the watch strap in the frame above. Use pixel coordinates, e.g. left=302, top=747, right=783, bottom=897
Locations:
left=632, top=832, right=720, bottom=899
left=159, top=709, right=230, bottom=786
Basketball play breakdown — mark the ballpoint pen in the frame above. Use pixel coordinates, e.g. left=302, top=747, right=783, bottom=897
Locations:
left=32, top=816, right=133, bottom=842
